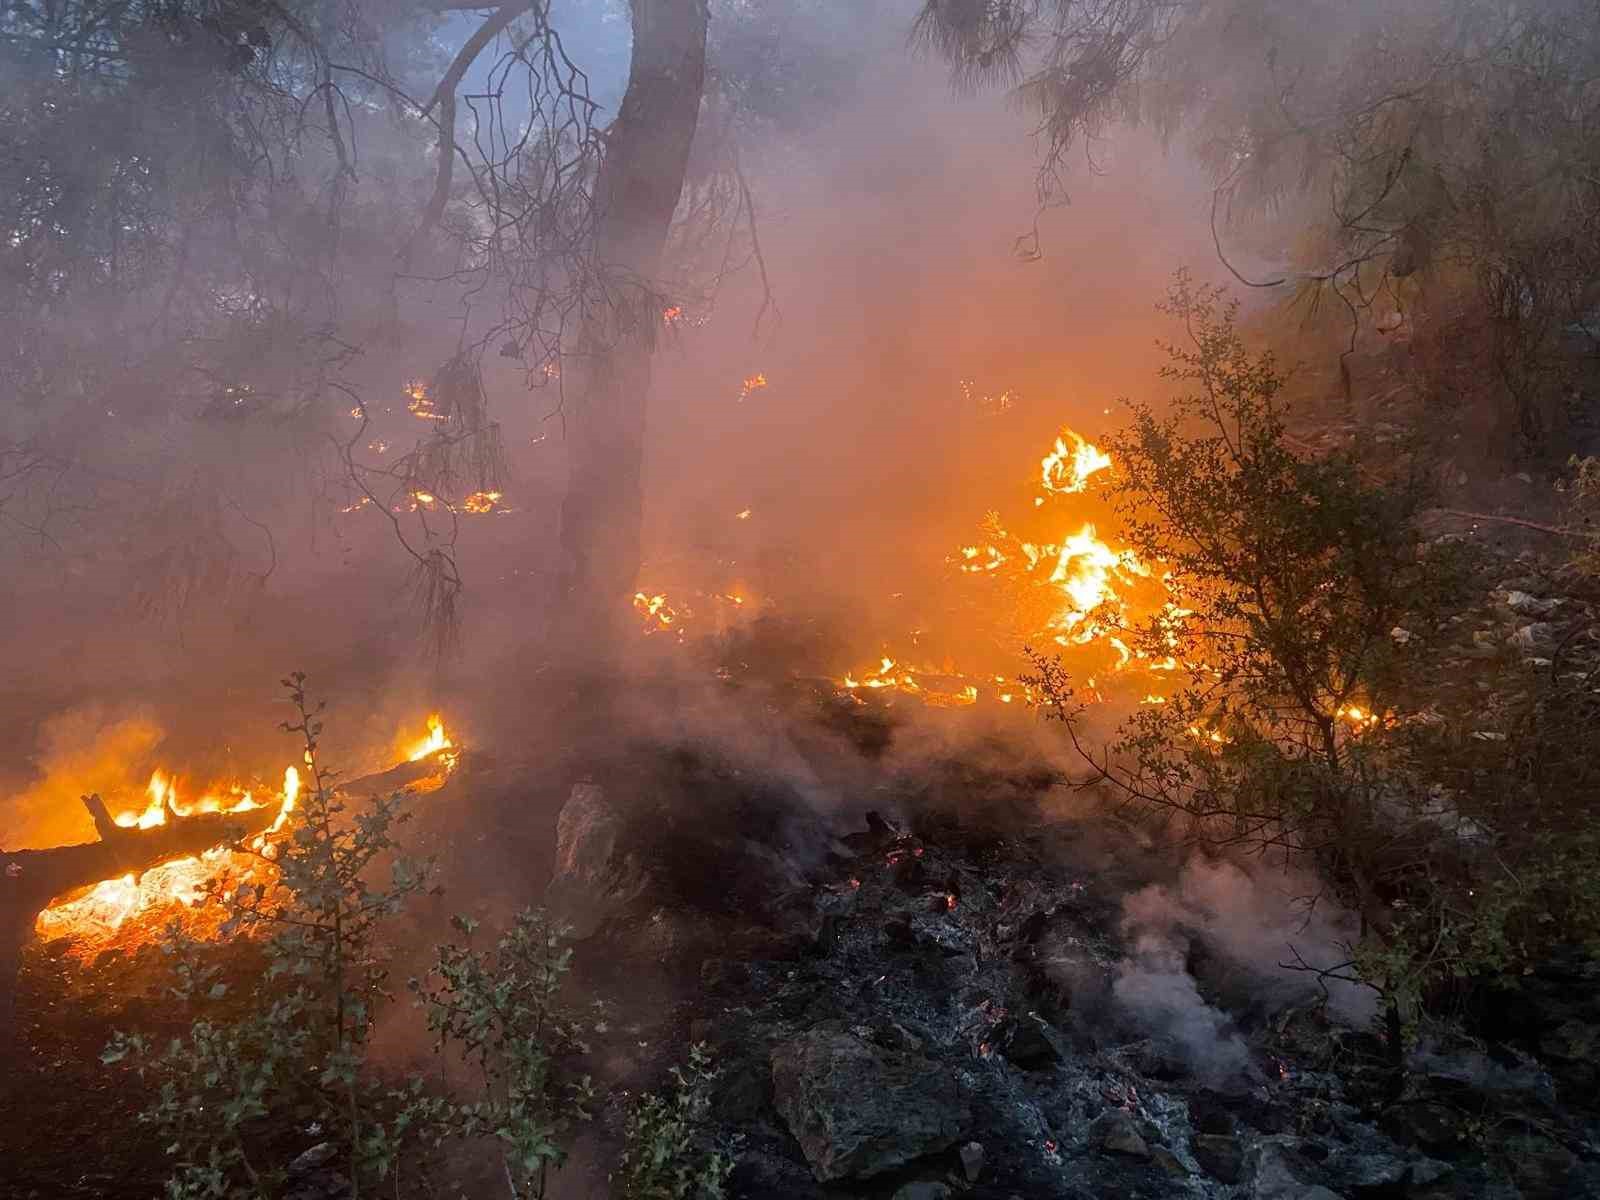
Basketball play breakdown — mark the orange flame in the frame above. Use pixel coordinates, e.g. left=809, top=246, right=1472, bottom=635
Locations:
left=1040, top=429, right=1112, bottom=497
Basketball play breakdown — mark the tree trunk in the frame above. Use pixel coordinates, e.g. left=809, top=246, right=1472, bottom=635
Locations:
left=557, top=0, right=709, bottom=655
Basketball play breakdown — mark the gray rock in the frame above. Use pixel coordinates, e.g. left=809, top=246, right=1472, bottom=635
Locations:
left=771, top=1027, right=969, bottom=1181
left=891, top=1184, right=951, bottom=1200
left=1510, top=622, right=1556, bottom=650
left=284, top=1144, right=351, bottom=1200
left=1506, top=1135, right=1576, bottom=1200
left=1382, top=1101, right=1460, bottom=1152
left=1505, top=590, right=1561, bottom=617
left=287, top=1143, right=339, bottom=1176
left=1410, top=1041, right=1555, bottom=1107
left=959, top=1140, right=985, bottom=1182
left=1539, top=1018, right=1598, bottom=1063
left=1000, top=1014, right=1061, bottom=1068
left=1151, top=1146, right=1190, bottom=1177
left=1088, top=1110, right=1151, bottom=1159
left=545, top=782, right=648, bottom=937
left=1250, top=1137, right=1345, bottom=1200
left=1193, top=1133, right=1245, bottom=1183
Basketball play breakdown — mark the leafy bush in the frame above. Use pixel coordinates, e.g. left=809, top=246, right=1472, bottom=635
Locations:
left=1029, top=276, right=1600, bottom=1040
left=104, top=673, right=435, bottom=1198
left=406, top=909, right=597, bottom=1198
left=102, top=677, right=604, bottom=1199
left=611, top=1043, right=733, bottom=1200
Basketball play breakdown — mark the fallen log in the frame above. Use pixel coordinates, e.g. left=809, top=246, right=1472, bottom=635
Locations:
left=1, top=794, right=283, bottom=1049
left=0, top=750, right=458, bottom=1051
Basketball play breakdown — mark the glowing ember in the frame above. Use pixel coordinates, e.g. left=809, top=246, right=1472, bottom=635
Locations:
left=662, top=305, right=683, bottom=324
left=633, top=591, right=682, bottom=633
left=461, top=490, right=503, bottom=514
left=405, top=381, right=446, bottom=421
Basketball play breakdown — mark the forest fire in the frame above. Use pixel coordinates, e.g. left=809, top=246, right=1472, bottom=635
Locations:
left=836, top=427, right=1172, bottom=706
left=32, top=716, right=455, bottom=957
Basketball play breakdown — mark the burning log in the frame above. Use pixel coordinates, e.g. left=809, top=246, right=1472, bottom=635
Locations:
left=1, top=793, right=282, bottom=1048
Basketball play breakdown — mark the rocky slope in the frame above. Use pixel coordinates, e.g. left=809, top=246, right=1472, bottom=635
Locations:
left=553, top=739, right=1600, bottom=1200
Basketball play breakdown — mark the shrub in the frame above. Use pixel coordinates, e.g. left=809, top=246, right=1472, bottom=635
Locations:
left=611, top=1043, right=733, bottom=1200
left=1029, top=276, right=1600, bottom=1042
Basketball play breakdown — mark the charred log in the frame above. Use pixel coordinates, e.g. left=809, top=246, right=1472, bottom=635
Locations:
left=1, top=794, right=281, bottom=1047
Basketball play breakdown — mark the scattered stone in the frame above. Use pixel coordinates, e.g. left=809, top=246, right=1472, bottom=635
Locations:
left=890, top=1183, right=951, bottom=1200
left=287, top=1143, right=339, bottom=1175
left=770, top=1026, right=969, bottom=1181
left=959, top=1140, right=985, bottom=1182
left=284, top=1143, right=351, bottom=1200
left=1539, top=1018, right=1598, bottom=1063
left=1088, top=1110, right=1151, bottom=1159
left=1151, top=1146, right=1190, bottom=1177
left=1192, top=1133, right=1245, bottom=1183
left=1505, top=590, right=1561, bottom=617
left=1381, top=1101, right=1461, bottom=1152
left=1390, top=626, right=1413, bottom=645
left=1410, top=1041, right=1555, bottom=1107
left=1510, top=622, right=1556, bottom=650
left=999, top=1014, right=1061, bottom=1068
left=1249, top=1137, right=1344, bottom=1200
left=1506, top=1135, right=1577, bottom=1200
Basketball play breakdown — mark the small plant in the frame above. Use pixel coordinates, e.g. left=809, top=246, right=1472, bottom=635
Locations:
left=405, top=908, right=597, bottom=1199
left=611, top=1043, right=734, bottom=1200
left=105, top=673, right=436, bottom=1199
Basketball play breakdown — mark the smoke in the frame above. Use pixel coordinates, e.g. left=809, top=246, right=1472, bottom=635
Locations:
left=1111, top=857, right=1377, bottom=1081
left=3, top=708, right=163, bottom=849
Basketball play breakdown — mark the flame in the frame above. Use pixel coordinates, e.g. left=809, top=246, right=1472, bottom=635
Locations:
left=736, top=508, right=752, bottom=520
left=38, top=714, right=452, bottom=954
left=406, top=714, right=454, bottom=764
left=662, top=305, right=683, bottom=324
left=633, top=590, right=682, bottom=633
left=1040, top=429, right=1112, bottom=497
left=738, top=373, right=768, bottom=401
left=835, top=426, right=1172, bottom=706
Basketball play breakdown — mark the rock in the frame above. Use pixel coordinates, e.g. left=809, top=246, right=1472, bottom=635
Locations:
left=545, top=782, right=647, bottom=937
left=284, top=1143, right=351, bottom=1200
left=1505, top=590, right=1561, bottom=617
left=1381, top=1101, right=1460, bottom=1153
left=999, top=1014, right=1061, bottom=1068
left=1088, top=1110, right=1151, bottom=1159
left=1336, top=1150, right=1451, bottom=1192
left=770, top=1027, right=969, bottom=1181
left=959, top=1141, right=985, bottom=1182
left=1539, top=1018, right=1598, bottom=1063
left=1506, top=1135, right=1576, bottom=1200
left=1510, top=622, right=1556, bottom=650
left=891, top=1184, right=951, bottom=1200
left=287, top=1143, right=339, bottom=1175
left=1409, top=1041, right=1555, bottom=1107
left=1193, top=1133, right=1245, bottom=1183
left=1151, top=1146, right=1190, bottom=1177
left=1249, top=1137, right=1344, bottom=1200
